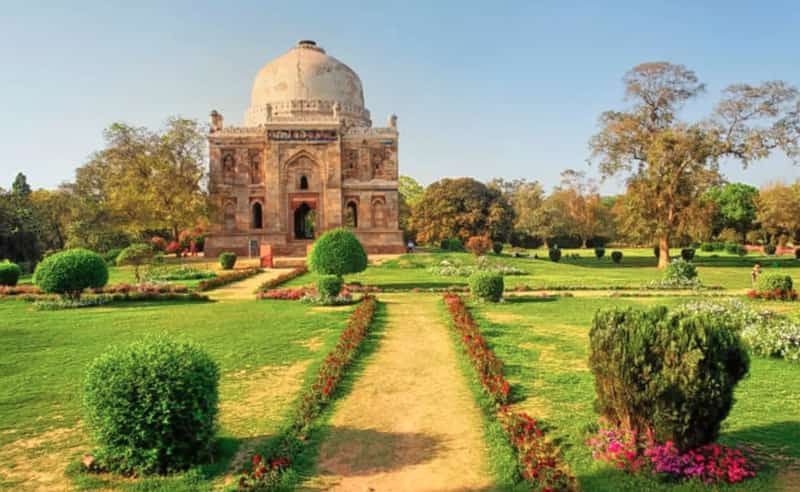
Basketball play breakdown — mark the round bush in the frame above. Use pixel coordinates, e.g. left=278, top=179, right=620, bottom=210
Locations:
left=219, top=252, right=237, bottom=270
left=492, top=241, right=504, bottom=255
left=680, top=248, right=695, bottom=261
left=84, top=337, right=219, bottom=474
left=664, top=258, right=698, bottom=282
left=469, top=271, right=504, bottom=302
left=317, top=275, right=343, bottom=299
left=308, top=228, right=367, bottom=277
left=440, top=238, right=464, bottom=251
left=594, top=247, right=605, bottom=259
left=548, top=248, right=562, bottom=262
left=611, top=251, right=623, bottom=264
left=466, top=235, right=492, bottom=257
left=590, top=306, right=749, bottom=450
left=0, top=261, right=22, bottom=286
left=700, top=242, right=715, bottom=252
left=764, top=244, right=777, bottom=255
left=33, top=248, right=108, bottom=298
left=725, top=242, right=746, bottom=256
left=756, top=273, right=793, bottom=294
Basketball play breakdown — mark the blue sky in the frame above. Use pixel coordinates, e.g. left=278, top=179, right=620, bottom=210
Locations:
left=1, top=0, right=798, bottom=193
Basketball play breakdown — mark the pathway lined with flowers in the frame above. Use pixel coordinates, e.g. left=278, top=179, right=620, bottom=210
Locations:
left=302, top=293, right=494, bottom=491
left=205, top=268, right=294, bottom=301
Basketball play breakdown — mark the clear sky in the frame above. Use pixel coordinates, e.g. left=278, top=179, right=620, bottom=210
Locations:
left=1, top=0, right=798, bottom=193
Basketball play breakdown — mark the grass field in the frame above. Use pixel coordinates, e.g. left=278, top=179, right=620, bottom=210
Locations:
left=470, top=295, right=800, bottom=491
left=0, top=297, right=352, bottom=490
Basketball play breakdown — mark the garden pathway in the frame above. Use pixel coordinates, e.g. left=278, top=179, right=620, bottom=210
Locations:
left=303, top=293, right=495, bottom=491
left=205, top=268, right=294, bottom=301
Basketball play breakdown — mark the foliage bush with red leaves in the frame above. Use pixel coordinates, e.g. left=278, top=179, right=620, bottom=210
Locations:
left=466, top=235, right=493, bottom=257
left=255, top=267, right=308, bottom=293
left=0, top=284, right=42, bottom=297
left=443, top=293, right=575, bottom=491
left=746, top=288, right=798, bottom=301
left=256, top=287, right=313, bottom=300
left=239, top=296, right=378, bottom=490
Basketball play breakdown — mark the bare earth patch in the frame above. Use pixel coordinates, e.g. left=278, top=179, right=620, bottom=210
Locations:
left=484, top=312, right=526, bottom=324
left=303, top=294, right=494, bottom=491
left=0, top=425, right=85, bottom=491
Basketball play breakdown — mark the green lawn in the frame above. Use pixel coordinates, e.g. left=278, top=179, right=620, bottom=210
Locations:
left=0, top=297, right=352, bottom=490
left=285, top=249, right=799, bottom=291
left=470, top=295, right=800, bottom=491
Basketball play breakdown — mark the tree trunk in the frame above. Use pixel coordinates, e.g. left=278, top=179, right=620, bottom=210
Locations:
left=172, top=224, right=180, bottom=242
left=658, top=236, right=670, bottom=269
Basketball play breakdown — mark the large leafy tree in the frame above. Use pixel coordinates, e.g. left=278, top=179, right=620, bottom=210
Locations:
left=705, top=183, right=759, bottom=240
left=591, top=62, right=799, bottom=267
left=0, top=173, right=42, bottom=264
left=550, top=170, right=612, bottom=248
left=411, top=177, right=513, bottom=244
left=489, top=178, right=548, bottom=246
left=398, top=175, right=424, bottom=241
left=756, top=181, right=800, bottom=244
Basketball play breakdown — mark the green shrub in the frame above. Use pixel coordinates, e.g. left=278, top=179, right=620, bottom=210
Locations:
left=611, top=251, right=623, bottom=264
left=308, top=228, right=367, bottom=278
left=764, top=244, right=777, bottom=255
left=700, top=242, right=715, bottom=252
left=468, top=271, right=504, bottom=302
left=589, top=306, right=749, bottom=450
left=84, top=337, right=219, bottom=474
left=0, top=261, right=22, bottom=286
left=548, top=248, right=562, bottom=262
left=116, top=243, right=155, bottom=283
left=664, top=258, right=698, bottom=283
left=440, top=238, right=464, bottom=251
left=219, top=252, right=237, bottom=270
left=680, top=248, right=695, bottom=261
left=594, top=247, right=605, bottom=259
left=33, top=249, right=108, bottom=298
left=725, top=242, right=746, bottom=256
left=316, top=275, right=343, bottom=299
left=492, top=241, right=504, bottom=255
left=756, top=273, right=793, bottom=294
left=103, top=248, right=123, bottom=264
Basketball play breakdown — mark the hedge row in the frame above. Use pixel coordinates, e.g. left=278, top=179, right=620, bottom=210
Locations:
left=195, top=267, right=262, bottom=292
left=238, top=296, right=379, bottom=490
left=254, top=267, right=308, bottom=293
left=443, top=294, right=575, bottom=491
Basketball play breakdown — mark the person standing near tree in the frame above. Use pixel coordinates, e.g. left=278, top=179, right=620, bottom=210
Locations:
left=751, top=262, right=762, bottom=286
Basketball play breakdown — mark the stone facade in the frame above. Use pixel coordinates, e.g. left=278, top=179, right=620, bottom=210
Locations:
left=205, top=40, right=404, bottom=257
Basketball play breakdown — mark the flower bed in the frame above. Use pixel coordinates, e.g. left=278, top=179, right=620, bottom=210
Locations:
left=443, top=293, right=575, bottom=491
left=254, top=267, right=307, bottom=293
left=238, top=295, right=378, bottom=490
left=587, top=426, right=757, bottom=485
left=746, top=288, right=799, bottom=301
left=0, top=284, right=42, bottom=297
left=196, top=267, right=262, bottom=292
left=256, top=287, right=313, bottom=300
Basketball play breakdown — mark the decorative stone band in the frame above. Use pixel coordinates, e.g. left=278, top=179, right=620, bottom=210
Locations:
left=245, top=100, right=371, bottom=126
left=209, top=125, right=398, bottom=140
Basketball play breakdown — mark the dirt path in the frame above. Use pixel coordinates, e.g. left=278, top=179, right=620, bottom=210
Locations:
left=303, top=293, right=494, bottom=492
left=205, top=268, right=294, bottom=301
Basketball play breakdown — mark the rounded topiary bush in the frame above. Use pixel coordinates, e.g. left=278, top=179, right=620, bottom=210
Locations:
left=664, top=258, right=698, bottom=283
left=611, top=251, right=623, bottom=264
left=589, top=306, right=749, bottom=450
left=84, top=337, right=219, bottom=475
left=764, top=244, right=777, bottom=255
left=308, top=228, right=367, bottom=278
left=33, top=248, right=108, bottom=298
left=594, top=247, right=605, bottom=259
left=492, top=241, right=504, bottom=255
left=0, top=261, right=22, bottom=286
left=317, top=275, right=343, bottom=299
left=219, top=252, right=237, bottom=270
left=756, top=273, right=793, bottom=294
left=469, top=271, right=504, bottom=302
left=548, top=248, right=562, bottom=262
left=680, top=248, right=695, bottom=261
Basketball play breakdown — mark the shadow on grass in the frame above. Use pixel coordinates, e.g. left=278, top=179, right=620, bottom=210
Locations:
left=502, top=296, right=558, bottom=304
left=373, top=281, right=467, bottom=290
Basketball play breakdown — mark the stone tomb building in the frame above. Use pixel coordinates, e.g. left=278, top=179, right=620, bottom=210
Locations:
left=205, top=40, right=404, bottom=257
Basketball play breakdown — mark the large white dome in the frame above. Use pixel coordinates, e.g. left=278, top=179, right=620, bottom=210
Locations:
left=244, top=40, right=370, bottom=126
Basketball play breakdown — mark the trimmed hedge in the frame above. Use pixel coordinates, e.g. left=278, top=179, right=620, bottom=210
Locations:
left=468, top=271, right=504, bottom=302
left=0, top=261, right=21, bottom=286
left=680, top=248, right=695, bottom=261
left=764, top=244, right=777, bottom=255
left=219, top=252, right=237, bottom=270
left=611, top=251, right=623, bottom=264
left=589, top=306, right=749, bottom=450
left=317, top=275, right=343, bottom=299
left=308, top=228, right=367, bottom=277
left=725, top=243, right=746, bottom=256
left=756, top=273, right=793, bottom=294
left=440, top=238, right=464, bottom=251
left=33, top=249, right=108, bottom=298
left=548, top=248, right=562, bottom=262
left=594, top=247, right=605, bottom=259
left=84, top=337, right=219, bottom=474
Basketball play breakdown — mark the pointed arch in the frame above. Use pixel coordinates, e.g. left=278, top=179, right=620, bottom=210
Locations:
left=251, top=202, right=263, bottom=229
left=345, top=200, right=358, bottom=229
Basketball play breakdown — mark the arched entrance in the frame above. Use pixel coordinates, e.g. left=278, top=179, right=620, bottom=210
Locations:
left=294, top=202, right=316, bottom=239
